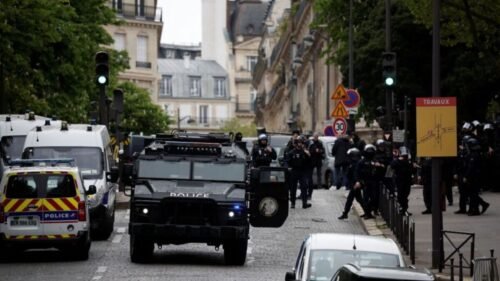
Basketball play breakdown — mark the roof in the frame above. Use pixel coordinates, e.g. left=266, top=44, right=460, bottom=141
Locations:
left=158, top=59, right=227, bottom=76
left=4, top=165, right=79, bottom=174
left=160, top=43, right=201, bottom=51
left=344, top=265, right=435, bottom=281
left=24, top=124, right=109, bottom=148
left=229, top=0, right=268, bottom=41
left=0, top=117, right=60, bottom=137
left=308, top=233, right=401, bottom=255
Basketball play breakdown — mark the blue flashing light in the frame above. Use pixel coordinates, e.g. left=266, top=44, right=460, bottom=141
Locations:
left=233, top=204, right=242, bottom=210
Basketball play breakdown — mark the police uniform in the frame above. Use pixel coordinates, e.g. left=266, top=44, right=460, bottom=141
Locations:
left=251, top=134, right=277, bottom=168
left=391, top=147, right=414, bottom=215
left=355, top=145, right=378, bottom=219
left=338, top=148, right=366, bottom=219
left=308, top=136, right=325, bottom=192
left=463, top=138, right=490, bottom=216
left=285, top=137, right=312, bottom=209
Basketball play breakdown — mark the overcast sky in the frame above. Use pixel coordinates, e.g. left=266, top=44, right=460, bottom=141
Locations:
left=158, top=0, right=202, bottom=45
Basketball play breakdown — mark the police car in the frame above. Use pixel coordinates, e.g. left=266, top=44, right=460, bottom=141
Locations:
left=0, top=159, right=96, bottom=260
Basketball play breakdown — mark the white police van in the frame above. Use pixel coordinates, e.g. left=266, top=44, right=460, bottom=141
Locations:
left=22, top=122, right=118, bottom=240
left=0, top=159, right=95, bottom=260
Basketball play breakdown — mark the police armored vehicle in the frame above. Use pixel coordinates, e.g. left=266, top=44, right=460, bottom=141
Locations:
left=125, top=132, right=289, bottom=264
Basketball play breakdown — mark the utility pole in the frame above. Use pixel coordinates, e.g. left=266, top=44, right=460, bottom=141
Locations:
left=348, top=0, right=354, bottom=89
left=431, top=0, right=443, bottom=269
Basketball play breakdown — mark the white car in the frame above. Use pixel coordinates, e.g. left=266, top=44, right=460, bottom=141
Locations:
left=286, top=233, right=406, bottom=281
left=0, top=159, right=96, bottom=260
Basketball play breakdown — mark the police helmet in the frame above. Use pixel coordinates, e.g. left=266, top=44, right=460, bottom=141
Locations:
left=399, top=146, right=409, bottom=156
left=462, top=122, right=472, bottom=130
left=472, top=120, right=481, bottom=128
left=376, top=139, right=385, bottom=146
left=364, top=144, right=376, bottom=152
left=484, top=123, right=493, bottom=131
left=258, top=134, right=268, bottom=141
left=347, top=148, right=361, bottom=160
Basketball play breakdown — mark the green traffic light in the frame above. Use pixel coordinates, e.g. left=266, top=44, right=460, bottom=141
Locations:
left=97, top=75, right=107, bottom=85
left=385, top=77, right=395, bottom=86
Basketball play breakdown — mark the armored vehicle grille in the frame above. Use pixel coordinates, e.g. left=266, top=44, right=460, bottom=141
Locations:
left=161, top=198, right=218, bottom=226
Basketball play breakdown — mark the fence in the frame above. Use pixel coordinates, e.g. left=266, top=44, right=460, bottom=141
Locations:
left=440, top=230, right=476, bottom=277
left=378, top=187, right=416, bottom=264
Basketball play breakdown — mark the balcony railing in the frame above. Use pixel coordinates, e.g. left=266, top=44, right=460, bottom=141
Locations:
left=177, top=117, right=230, bottom=129
left=235, top=103, right=255, bottom=113
left=110, top=2, right=162, bottom=22
left=136, top=61, right=151, bottom=68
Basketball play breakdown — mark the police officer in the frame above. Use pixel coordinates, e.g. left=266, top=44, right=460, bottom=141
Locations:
left=391, top=146, right=414, bottom=215
left=285, top=136, right=312, bottom=209
left=455, top=135, right=471, bottom=214
left=308, top=132, right=325, bottom=190
left=234, top=131, right=250, bottom=156
left=331, top=135, right=352, bottom=190
left=251, top=134, right=277, bottom=168
left=463, top=138, right=490, bottom=216
left=355, top=144, right=378, bottom=219
left=338, top=148, right=366, bottom=220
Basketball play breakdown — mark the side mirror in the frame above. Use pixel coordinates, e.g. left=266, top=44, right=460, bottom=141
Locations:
left=86, top=185, right=97, bottom=195
left=285, top=271, right=297, bottom=281
left=107, top=166, right=119, bottom=183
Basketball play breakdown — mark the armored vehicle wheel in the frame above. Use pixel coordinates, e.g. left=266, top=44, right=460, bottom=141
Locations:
left=130, top=234, right=154, bottom=263
left=223, top=238, right=248, bottom=265
left=72, top=240, right=90, bottom=261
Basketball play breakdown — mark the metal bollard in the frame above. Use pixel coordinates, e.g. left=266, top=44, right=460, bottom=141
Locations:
left=451, top=258, right=455, bottom=281
left=411, top=220, right=415, bottom=265
left=459, top=253, right=464, bottom=281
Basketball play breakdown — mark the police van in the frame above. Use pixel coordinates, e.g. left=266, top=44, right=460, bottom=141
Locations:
left=0, top=159, right=96, bottom=260
left=22, top=122, right=118, bottom=240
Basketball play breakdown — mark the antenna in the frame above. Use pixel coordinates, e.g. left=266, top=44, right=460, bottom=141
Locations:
left=353, top=235, right=357, bottom=250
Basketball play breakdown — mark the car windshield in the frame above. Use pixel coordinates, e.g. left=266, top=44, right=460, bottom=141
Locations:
left=137, top=160, right=191, bottom=180
left=308, top=250, right=400, bottom=281
left=1, top=136, right=26, bottom=160
left=193, top=162, right=246, bottom=182
left=27, top=147, right=103, bottom=179
left=6, top=174, right=76, bottom=199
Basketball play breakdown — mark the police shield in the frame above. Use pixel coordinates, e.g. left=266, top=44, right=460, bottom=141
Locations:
left=249, top=166, right=289, bottom=227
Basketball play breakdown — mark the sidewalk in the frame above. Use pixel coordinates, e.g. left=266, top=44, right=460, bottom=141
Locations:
left=355, top=186, right=500, bottom=277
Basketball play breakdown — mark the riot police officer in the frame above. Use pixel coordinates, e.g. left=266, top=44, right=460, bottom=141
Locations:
left=308, top=132, right=325, bottom=190
left=285, top=136, right=312, bottom=209
left=391, top=146, right=414, bottom=215
left=251, top=134, right=277, bottom=168
left=463, top=138, right=490, bottom=216
left=355, top=144, right=378, bottom=219
left=338, top=148, right=366, bottom=220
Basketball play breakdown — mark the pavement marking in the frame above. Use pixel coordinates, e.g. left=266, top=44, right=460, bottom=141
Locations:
left=92, top=276, right=102, bottom=280
left=117, top=227, right=126, bottom=234
left=96, top=266, right=107, bottom=273
left=112, top=234, right=123, bottom=244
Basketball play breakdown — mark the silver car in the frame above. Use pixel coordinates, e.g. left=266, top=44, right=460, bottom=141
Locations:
left=310, top=136, right=337, bottom=188
left=286, top=233, right=406, bottom=281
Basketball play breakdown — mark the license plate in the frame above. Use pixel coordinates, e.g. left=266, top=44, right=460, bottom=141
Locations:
left=10, top=217, right=37, bottom=227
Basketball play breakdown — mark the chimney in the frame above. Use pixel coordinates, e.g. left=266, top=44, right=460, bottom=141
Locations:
left=183, top=53, right=190, bottom=69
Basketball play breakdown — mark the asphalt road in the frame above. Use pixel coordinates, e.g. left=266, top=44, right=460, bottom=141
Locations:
left=0, top=189, right=365, bottom=281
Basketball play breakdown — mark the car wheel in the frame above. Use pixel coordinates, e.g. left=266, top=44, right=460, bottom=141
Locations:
left=73, top=239, right=90, bottom=261
left=130, top=234, right=154, bottom=263
left=223, top=238, right=247, bottom=266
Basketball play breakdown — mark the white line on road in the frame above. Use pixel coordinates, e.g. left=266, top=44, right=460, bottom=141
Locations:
left=92, top=276, right=102, bottom=280
left=112, top=234, right=123, bottom=244
left=96, top=266, right=107, bottom=273
left=116, top=227, right=126, bottom=234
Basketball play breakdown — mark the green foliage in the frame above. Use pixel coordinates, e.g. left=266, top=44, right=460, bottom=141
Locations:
left=0, top=0, right=120, bottom=122
left=220, top=118, right=257, bottom=137
left=117, top=82, right=170, bottom=135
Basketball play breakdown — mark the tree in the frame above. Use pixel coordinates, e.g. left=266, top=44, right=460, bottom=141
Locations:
left=220, top=118, right=258, bottom=137
left=0, top=0, right=120, bottom=121
left=117, top=82, right=170, bottom=135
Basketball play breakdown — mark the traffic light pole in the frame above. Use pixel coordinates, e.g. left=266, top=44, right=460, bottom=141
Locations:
left=431, top=0, right=443, bottom=269
left=99, top=86, right=107, bottom=126
left=384, top=0, right=393, bottom=132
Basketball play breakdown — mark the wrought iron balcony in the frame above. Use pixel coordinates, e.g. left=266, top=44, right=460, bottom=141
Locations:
left=110, top=2, right=162, bottom=22
left=235, top=103, right=255, bottom=113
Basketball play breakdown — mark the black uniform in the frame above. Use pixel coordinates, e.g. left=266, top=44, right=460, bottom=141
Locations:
left=355, top=151, right=378, bottom=218
left=308, top=138, right=325, bottom=190
left=332, top=137, right=352, bottom=189
left=463, top=140, right=489, bottom=215
left=338, top=150, right=366, bottom=219
left=251, top=143, right=277, bottom=167
left=285, top=144, right=311, bottom=209
left=455, top=143, right=469, bottom=214
left=420, top=157, right=432, bottom=213
left=391, top=155, right=413, bottom=214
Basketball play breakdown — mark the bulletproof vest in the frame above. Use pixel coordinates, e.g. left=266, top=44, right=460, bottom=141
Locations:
left=288, top=149, right=307, bottom=168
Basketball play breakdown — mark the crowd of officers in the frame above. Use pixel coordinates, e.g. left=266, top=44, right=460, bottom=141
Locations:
left=246, top=119, right=496, bottom=218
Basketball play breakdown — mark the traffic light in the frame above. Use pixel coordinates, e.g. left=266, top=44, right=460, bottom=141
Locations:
left=95, top=51, right=109, bottom=86
left=382, top=52, right=396, bottom=87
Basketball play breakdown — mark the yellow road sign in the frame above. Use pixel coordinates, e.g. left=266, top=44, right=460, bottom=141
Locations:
left=331, top=84, right=347, bottom=100
left=416, top=97, right=457, bottom=157
left=331, top=101, right=349, bottom=118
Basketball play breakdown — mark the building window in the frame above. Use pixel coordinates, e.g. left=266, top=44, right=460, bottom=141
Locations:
left=136, top=35, right=148, bottom=65
left=114, top=33, right=125, bottom=51
left=159, top=75, right=173, bottom=97
left=136, top=0, right=145, bottom=17
left=199, top=105, right=208, bottom=124
left=246, top=56, right=258, bottom=72
left=214, top=77, right=226, bottom=98
left=189, top=76, right=201, bottom=97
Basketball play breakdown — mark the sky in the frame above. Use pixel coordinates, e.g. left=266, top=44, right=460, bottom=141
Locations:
left=157, top=0, right=202, bottom=45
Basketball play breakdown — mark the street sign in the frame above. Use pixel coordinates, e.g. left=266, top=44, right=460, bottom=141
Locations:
left=344, top=89, right=361, bottom=108
left=331, top=84, right=347, bottom=100
left=392, top=129, right=405, bottom=143
left=331, top=101, right=349, bottom=118
left=324, top=125, right=334, bottom=136
left=416, top=97, right=457, bottom=157
left=333, top=118, right=347, bottom=136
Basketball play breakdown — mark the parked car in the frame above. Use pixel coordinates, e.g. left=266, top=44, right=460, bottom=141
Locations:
left=331, top=265, right=434, bottom=281
left=311, top=136, right=337, bottom=188
left=285, top=233, right=406, bottom=281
